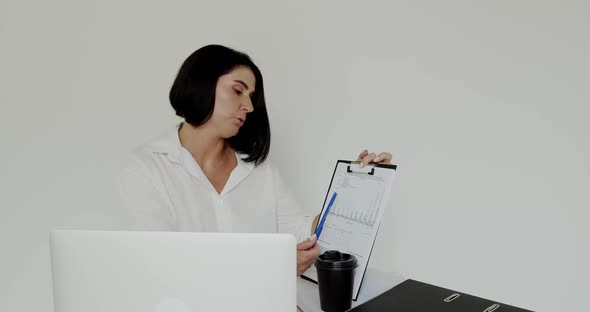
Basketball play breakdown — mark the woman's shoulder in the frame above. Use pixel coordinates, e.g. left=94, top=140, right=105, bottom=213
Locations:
left=250, top=156, right=286, bottom=183
left=122, top=129, right=181, bottom=173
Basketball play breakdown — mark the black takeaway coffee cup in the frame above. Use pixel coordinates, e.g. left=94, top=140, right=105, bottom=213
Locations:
left=314, top=250, right=358, bottom=312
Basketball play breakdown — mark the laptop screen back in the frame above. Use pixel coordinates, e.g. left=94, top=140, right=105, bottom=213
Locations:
left=50, top=230, right=296, bottom=312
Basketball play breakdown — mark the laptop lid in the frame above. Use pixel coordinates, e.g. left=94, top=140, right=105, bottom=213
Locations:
left=50, top=230, right=296, bottom=312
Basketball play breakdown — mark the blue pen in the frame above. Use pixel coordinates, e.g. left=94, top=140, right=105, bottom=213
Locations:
left=315, top=192, right=338, bottom=239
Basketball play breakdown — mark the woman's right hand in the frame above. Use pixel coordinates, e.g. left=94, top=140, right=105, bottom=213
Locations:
left=296, top=235, right=320, bottom=276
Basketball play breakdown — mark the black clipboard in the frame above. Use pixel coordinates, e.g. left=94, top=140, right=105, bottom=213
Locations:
left=301, top=160, right=397, bottom=301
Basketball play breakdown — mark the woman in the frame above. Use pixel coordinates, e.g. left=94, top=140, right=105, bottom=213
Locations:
left=118, top=44, right=393, bottom=277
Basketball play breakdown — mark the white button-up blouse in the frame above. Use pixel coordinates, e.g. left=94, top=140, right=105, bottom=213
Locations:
left=117, top=127, right=312, bottom=243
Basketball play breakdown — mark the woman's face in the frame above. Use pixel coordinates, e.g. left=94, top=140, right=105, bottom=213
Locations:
left=209, top=66, right=256, bottom=138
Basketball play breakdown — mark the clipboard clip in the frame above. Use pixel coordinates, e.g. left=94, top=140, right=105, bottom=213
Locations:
left=347, top=164, right=375, bottom=175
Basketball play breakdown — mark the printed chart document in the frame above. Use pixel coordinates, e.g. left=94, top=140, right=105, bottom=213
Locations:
left=302, top=160, right=397, bottom=300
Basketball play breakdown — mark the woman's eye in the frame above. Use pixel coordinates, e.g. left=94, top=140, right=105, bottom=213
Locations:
left=235, top=89, right=243, bottom=95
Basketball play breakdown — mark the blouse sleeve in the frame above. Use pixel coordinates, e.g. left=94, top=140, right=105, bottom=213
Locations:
left=116, top=156, right=178, bottom=231
left=272, top=165, right=314, bottom=243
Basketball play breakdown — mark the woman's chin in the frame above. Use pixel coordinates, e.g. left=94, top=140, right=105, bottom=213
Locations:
left=222, top=129, right=240, bottom=139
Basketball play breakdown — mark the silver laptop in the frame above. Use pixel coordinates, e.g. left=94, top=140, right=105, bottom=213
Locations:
left=50, top=230, right=296, bottom=312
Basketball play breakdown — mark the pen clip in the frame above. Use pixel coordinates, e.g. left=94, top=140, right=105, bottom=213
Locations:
left=347, top=165, right=375, bottom=175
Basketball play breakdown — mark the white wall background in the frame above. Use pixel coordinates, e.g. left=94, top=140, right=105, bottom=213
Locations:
left=1, top=1, right=588, bottom=311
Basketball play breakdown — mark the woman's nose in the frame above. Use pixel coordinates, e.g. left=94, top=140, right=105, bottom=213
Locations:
left=242, top=97, right=254, bottom=113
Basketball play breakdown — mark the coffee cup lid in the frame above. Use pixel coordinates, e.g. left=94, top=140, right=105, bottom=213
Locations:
left=314, top=250, right=358, bottom=270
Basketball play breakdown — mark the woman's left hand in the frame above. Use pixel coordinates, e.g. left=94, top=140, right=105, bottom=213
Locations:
left=357, top=150, right=394, bottom=167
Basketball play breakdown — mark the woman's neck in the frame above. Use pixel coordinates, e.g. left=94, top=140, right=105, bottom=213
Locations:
left=178, top=122, right=233, bottom=166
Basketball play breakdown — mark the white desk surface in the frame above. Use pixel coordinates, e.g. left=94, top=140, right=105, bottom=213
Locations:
left=297, top=268, right=405, bottom=312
